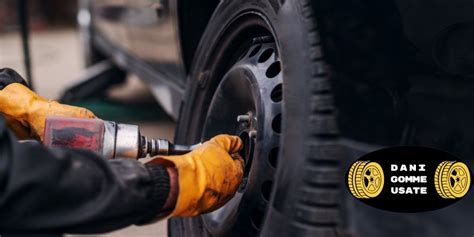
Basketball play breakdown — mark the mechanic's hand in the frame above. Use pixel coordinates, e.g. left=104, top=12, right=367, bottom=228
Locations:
left=0, top=83, right=96, bottom=140
left=147, top=135, right=244, bottom=217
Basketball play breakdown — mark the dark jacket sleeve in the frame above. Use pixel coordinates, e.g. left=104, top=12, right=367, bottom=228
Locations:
left=0, top=116, right=170, bottom=234
left=0, top=68, right=29, bottom=89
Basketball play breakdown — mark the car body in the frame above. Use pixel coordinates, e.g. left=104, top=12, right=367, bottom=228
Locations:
left=79, top=0, right=219, bottom=119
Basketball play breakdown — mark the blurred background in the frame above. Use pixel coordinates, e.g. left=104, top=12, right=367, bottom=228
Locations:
left=0, top=0, right=172, bottom=236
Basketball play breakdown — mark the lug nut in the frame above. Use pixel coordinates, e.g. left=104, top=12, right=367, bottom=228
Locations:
left=237, top=114, right=250, bottom=123
left=249, top=130, right=257, bottom=138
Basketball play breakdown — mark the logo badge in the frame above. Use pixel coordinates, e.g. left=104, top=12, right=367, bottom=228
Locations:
left=345, top=146, right=471, bottom=212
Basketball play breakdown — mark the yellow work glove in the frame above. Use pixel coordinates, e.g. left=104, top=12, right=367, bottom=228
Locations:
left=148, top=135, right=244, bottom=217
left=0, top=83, right=96, bottom=140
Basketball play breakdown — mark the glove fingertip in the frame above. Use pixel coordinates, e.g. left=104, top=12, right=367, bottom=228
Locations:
left=233, top=154, right=245, bottom=170
left=210, top=134, right=243, bottom=153
left=226, top=135, right=243, bottom=153
left=86, top=110, right=97, bottom=118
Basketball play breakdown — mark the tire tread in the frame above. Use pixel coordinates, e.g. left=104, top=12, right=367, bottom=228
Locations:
left=289, top=0, right=343, bottom=233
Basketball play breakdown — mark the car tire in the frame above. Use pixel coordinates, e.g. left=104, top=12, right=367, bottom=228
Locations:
left=171, top=0, right=342, bottom=236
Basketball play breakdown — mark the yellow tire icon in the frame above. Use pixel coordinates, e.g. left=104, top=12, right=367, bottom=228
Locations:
left=435, top=161, right=471, bottom=199
left=348, top=161, right=385, bottom=199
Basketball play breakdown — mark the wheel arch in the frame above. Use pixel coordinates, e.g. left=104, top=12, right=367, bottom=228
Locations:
left=178, top=0, right=220, bottom=73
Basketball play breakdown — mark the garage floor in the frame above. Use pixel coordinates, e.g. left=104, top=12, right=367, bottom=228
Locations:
left=0, top=28, right=171, bottom=236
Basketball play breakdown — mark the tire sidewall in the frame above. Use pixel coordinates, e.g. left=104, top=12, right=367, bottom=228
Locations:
left=173, top=0, right=338, bottom=236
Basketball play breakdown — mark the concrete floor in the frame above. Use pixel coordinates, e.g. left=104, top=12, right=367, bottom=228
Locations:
left=0, top=28, right=172, bottom=236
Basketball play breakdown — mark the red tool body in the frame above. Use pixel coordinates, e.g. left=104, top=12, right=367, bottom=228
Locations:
left=43, top=116, right=199, bottom=159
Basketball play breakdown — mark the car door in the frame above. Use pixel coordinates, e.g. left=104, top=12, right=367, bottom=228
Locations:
left=92, top=0, right=133, bottom=52
left=126, top=0, right=186, bottom=86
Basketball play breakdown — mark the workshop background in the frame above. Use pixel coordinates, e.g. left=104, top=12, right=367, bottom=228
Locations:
left=0, top=0, right=171, bottom=236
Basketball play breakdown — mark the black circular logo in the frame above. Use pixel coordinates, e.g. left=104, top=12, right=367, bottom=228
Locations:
left=346, top=146, right=471, bottom=212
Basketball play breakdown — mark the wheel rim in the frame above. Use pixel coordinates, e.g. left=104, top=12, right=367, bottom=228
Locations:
left=173, top=12, right=284, bottom=236
left=448, top=162, right=470, bottom=196
left=362, top=162, right=384, bottom=197
left=200, top=41, right=282, bottom=235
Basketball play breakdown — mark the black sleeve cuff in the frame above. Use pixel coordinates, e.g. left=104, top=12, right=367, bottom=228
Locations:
left=0, top=68, right=29, bottom=90
left=139, top=164, right=171, bottom=224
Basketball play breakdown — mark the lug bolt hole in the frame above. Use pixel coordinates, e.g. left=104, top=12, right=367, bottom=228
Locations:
left=258, top=48, right=274, bottom=63
left=248, top=45, right=262, bottom=58
left=272, top=114, right=282, bottom=134
left=266, top=61, right=281, bottom=78
left=251, top=208, right=264, bottom=229
left=269, top=147, right=279, bottom=168
left=271, top=84, right=282, bottom=102
left=261, top=181, right=273, bottom=201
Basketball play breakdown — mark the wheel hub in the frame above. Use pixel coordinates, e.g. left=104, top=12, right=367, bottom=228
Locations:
left=236, top=111, right=257, bottom=184
left=200, top=42, right=283, bottom=235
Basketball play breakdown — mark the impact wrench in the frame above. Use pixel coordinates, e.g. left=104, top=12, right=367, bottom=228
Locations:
left=42, top=116, right=201, bottom=159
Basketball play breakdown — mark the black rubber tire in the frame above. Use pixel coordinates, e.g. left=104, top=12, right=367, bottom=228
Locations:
left=171, top=0, right=341, bottom=236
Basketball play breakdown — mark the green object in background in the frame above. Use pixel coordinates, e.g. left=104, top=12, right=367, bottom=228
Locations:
left=70, top=99, right=170, bottom=122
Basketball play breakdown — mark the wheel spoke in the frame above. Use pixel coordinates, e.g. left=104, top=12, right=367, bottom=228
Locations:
left=371, top=168, right=379, bottom=176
